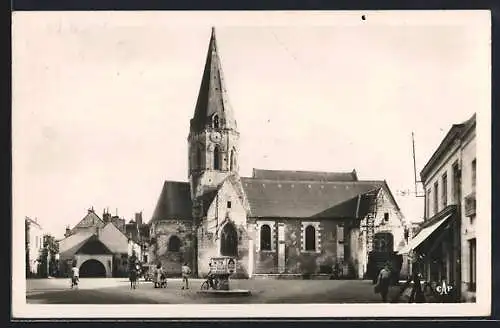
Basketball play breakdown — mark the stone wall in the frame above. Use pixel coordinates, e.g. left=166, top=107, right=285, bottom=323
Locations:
left=151, top=219, right=194, bottom=276
left=197, top=180, right=249, bottom=278
left=252, top=218, right=351, bottom=275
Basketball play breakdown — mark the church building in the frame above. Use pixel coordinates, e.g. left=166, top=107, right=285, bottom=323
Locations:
left=149, top=28, right=409, bottom=279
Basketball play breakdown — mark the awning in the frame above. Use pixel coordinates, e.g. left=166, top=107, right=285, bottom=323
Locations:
left=398, top=213, right=452, bottom=255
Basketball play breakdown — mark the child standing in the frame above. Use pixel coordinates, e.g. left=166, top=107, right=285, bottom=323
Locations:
left=70, top=263, right=79, bottom=289
left=181, top=262, right=191, bottom=290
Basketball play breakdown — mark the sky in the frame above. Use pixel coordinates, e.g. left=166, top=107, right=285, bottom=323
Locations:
left=12, top=11, right=489, bottom=239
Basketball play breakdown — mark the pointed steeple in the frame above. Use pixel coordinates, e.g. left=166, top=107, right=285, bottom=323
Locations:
left=190, top=27, right=237, bottom=132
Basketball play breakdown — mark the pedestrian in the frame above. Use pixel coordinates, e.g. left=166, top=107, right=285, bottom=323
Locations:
left=408, top=269, right=425, bottom=303
left=181, top=262, right=191, bottom=290
left=129, top=266, right=138, bottom=289
left=375, top=263, right=391, bottom=302
left=154, top=263, right=163, bottom=288
left=70, top=262, right=79, bottom=289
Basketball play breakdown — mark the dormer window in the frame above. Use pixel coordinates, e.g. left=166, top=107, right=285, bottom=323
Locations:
left=213, top=114, right=219, bottom=129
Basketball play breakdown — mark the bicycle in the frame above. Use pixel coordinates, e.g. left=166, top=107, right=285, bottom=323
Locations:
left=200, top=276, right=220, bottom=290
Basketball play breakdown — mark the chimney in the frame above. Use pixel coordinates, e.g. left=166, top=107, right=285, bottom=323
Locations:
left=88, top=207, right=94, bottom=214
left=103, top=209, right=111, bottom=223
left=64, top=225, right=71, bottom=238
left=135, top=212, right=143, bottom=226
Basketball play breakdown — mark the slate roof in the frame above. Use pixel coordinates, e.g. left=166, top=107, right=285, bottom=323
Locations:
left=199, top=189, right=219, bottom=216
left=190, top=27, right=237, bottom=132
left=151, top=181, right=193, bottom=222
left=98, top=222, right=130, bottom=254
left=252, top=168, right=358, bottom=182
left=58, top=231, right=95, bottom=259
left=240, top=178, right=385, bottom=218
left=150, top=172, right=399, bottom=221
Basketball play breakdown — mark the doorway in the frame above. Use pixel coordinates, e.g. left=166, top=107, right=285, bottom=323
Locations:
left=80, top=259, right=106, bottom=277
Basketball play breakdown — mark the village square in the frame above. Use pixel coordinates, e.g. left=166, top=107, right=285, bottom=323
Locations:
left=22, top=25, right=478, bottom=305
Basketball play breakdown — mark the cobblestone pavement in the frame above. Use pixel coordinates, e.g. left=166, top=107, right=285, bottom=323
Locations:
left=26, top=278, right=405, bottom=304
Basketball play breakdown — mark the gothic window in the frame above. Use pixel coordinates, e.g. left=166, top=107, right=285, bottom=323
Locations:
left=213, top=115, right=219, bottom=129
left=168, top=235, right=181, bottom=252
left=260, top=224, right=272, bottom=251
left=196, top=145, right=202, bottom=169
left=230, top=148, right=237, bottom=171
left=305, top=225, right=316, bottom=251
left=213, top=146, right=221, bottom=170
left=220, top=222, right=238, bottom=257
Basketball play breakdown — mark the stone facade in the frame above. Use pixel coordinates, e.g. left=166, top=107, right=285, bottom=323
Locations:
left=197, top=179, right=249, bottom=277
left=149, top=28, right=408, bottom=280
left=149, top=219, right=194, bottom=276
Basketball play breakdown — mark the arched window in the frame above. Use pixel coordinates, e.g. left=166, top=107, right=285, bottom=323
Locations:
left=168, top=235, right=181, bottom=252
left=213, top=146, right=221, bottom=170
left=220, top=223, right=238, bottom=257
left=260, top=224, right=272, bottom=251
left=213, top=115, right=219, bottom=129
left=230, top=149, right=236, bottom=171
left=305, top=225, right=316, bottom=251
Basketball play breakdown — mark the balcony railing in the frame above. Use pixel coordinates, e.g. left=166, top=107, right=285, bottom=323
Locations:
left=464, top=192, right=476, bottom=217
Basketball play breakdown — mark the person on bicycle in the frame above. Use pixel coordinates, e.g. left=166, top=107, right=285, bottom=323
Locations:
left=70, top=263, right=79, bottom=289
left=207, top=261, right=216, bottom=289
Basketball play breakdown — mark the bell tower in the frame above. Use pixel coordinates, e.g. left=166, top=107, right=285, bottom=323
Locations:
left=188, top=27, right=240, bottom=200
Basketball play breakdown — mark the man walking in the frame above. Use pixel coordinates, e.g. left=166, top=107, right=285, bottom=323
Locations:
left=375, top=263, right=391, bottom=302
left=181, top=262, right=191, bottom=290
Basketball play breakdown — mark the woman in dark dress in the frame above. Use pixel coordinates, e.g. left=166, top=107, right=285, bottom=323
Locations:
left=409, top=269, right=425, bottom=303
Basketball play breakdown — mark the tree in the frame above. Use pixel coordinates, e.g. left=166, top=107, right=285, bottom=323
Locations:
left=38, top=235, right=59, bottom=277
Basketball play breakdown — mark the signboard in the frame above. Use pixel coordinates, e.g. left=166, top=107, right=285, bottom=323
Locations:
left=210, top=257, right=237, bottom=275
left=227, top=258, right=236, bottom=274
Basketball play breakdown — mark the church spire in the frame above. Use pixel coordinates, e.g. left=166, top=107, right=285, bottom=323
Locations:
left=190, top=27, right=237, bottom=133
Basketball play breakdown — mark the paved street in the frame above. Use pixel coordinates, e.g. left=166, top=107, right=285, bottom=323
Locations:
left=26, top=278, right=406, bottom=304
